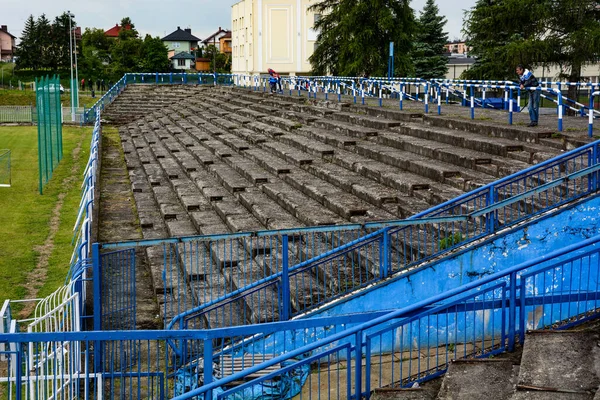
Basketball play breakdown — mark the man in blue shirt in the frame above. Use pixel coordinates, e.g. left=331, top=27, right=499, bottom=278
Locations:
left=516, top=64, right=540, bottom=127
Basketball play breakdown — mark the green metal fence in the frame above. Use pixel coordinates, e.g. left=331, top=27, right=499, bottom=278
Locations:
left=35, top=75, right=63, bottom=194
left=0, top=149, right=10, bottom=187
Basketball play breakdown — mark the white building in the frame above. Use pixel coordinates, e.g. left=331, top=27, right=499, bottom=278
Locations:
left=231, top=0, right=320, bottom=76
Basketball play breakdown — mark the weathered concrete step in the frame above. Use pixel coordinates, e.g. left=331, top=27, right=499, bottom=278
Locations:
left=518, top=331, right=600, bottom=394
left=391, top=123, right=524, bottom=158
left=279, top=135, right=336, bottom=157
left=377, top=131, right=493, bottom=170
left=232, top=128, right=269, bottom=145
left=244, top=148, right=293, bottom=175
left=423, top=114, right=552, bottom=143
left=273, top=110, right=320, bottom=125
left=304, top=161, right=399, bottom=207
left=331, top=149, right=432, bottom=195
left=355, top=142, right=460, bottom=182
left=237, top=108, right=269, bottom=120
left=313, top=118, right=379, bottom=138
left=331, top=111, right=403, bottom=130
left=289, top=103, right=336, bottom=118
left=247, top=121, right=288, bottom=138
left=349, top=103, right=423, bottom=122
left=438, top=359, right=517, bottom=400
left=261, top=141, right=315, bottom=166
left=296, top=127, right=357, bottom=148
left=224, top=156, right=271, bottom=184
left=261, top=180, right=346, bottom=227
left=238, top=189, right=304, bottom=231
left=208, top=163, right=252, bottom=193
left=370, top=388, right=434, bottom=400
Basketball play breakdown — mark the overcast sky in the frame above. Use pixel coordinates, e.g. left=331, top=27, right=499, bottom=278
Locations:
left=3, top=0, right=476, bottom=43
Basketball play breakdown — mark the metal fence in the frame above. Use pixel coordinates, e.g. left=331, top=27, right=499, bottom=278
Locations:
left=35, top=75, right=63, bottom=194
left=1, top=233, right=600, bottom=399
left=0, top=106, right=85, bottom=124
left=0, top=149, right=10, bottom=187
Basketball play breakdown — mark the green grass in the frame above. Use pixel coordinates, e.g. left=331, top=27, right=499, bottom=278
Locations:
left=0, top=88, right=100, bottom=108
left=0, top=125, right=91, bottom=311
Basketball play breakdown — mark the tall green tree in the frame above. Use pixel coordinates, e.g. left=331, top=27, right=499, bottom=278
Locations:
left=413, top=0, right=449, bottom=79
left=35, top=14, right=53, bottom=70
left=204, top=45, right=231, bottom=73
left=462, top=0, right=599, bottom=84
left=309, top=0, right=415, bottom=77
left=49, top=12, right=74, bottom=70
left=15, top=15, right=37, bottom=70
left=140, top=35, right=170, bottom=72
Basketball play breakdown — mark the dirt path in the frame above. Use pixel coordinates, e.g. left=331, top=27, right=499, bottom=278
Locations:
left=98, top=126, right=159, bottom=329
left=18, top=132, right=85, bottom=319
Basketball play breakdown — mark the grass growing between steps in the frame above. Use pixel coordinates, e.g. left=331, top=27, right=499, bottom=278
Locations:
left=0, top=125, right=91, bottom=315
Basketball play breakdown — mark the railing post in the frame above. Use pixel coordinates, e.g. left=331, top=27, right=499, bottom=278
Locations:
left=558, top=91, right=564, bottom=132
left=169, top=72, right=173, bottom=84
left=92, top=242, right=103, bottom=372
left=281, top=235, right=291, bottom=321
left=380, top=229, right=390, bottom=279
left=589, top=95, right=594, bottom=138
left=354, top=331, right=363, bottom=400
left=437, top=85, right=442, bottom=115
left=203, top=339, right=213, bottom=400
left=487, top=185, right=496, bottom=234
left=508, top=271, right=517, bottom=352
left=470, top=86, right=475, bottom=119
left=508, top=88, right=514, bottom=125
left=15, top=342, right=22, bottom=400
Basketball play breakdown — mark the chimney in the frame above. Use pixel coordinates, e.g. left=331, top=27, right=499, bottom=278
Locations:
left=185, top=28, right=191, bottom=34
left=1, top=25, right=7, bottom=32
left=177, top=26, right=181, bottom=30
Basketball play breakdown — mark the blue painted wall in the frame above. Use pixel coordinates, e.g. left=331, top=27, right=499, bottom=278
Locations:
left=237, top=195, right=600, bottom=357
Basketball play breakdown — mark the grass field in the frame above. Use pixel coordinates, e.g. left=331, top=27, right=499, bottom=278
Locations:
left=0, top=124, right=91, bottom=315
left=0, top=88, right=101, bottom=108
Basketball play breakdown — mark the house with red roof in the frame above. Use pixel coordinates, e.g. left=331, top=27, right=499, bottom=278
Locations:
left=104, top=24, right=132, bottom=38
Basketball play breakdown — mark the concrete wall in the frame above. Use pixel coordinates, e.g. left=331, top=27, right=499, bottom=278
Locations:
left=232, top=0, right=319, bottom=75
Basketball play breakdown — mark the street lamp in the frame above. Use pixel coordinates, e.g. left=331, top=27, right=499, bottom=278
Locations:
left=67, top=11, right=79, bottom=122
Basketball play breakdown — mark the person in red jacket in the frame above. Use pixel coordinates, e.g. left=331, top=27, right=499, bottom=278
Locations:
left=268, top=68, right=282, bottom=93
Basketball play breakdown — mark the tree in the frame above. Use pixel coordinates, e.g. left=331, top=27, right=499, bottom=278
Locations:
left=309, top=0, right=415, bottom=77
left=462, top=0, right=599, bottom=85
left=413, top=0, right=449, bottom=79
left=204, top=45, right=231, bottom=73
left=118, top=17, right=139, bottom=40
left=35, top=15, right=53, bottom=70
left=140, top=35, right=170, bottom=73
left=49, top=12, right=74, bottom=70
left=15, top=15, right=37, bottom=69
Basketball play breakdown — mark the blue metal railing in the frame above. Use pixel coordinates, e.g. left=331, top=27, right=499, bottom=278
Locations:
left=2, top=232, right=600, bottom=399
left=88, top=138, right=600, bottom=336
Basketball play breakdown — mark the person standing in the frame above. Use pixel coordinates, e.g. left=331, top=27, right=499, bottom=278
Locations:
left=516, top=64, right=540, bottom=127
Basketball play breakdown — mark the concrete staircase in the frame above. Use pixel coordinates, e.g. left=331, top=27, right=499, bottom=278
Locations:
left=372, top=330, right=600, bottom=399
left=103, top=84, right=577, bottom=327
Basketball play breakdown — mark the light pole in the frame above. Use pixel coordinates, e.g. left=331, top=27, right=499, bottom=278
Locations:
left=68, top=11, right=75, bottom=122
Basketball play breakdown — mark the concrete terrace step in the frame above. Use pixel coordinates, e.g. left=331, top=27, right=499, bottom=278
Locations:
left=437, top=359, right=518, bottom=400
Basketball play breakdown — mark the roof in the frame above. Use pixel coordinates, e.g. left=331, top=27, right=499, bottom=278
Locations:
left=105, top=24, right=131, bottom=38
left=0, top=26, right=17, bottom=39
left=221, top=32, right=232, bottom=39
left=203, top=27, right=231, bottom=44
left=162, top=27, right=200, bottom=42
left=170, top=52, right=196, bottom=60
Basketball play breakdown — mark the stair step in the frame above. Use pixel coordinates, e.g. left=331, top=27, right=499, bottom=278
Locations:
left=517, top=331, right=600, bottom=393
left=438, top=359, right=517, bottom=400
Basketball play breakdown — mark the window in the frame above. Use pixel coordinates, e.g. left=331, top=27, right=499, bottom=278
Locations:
left=178, top=59, right=186, bottom=67
left=172, top=42, right=180, bottom=48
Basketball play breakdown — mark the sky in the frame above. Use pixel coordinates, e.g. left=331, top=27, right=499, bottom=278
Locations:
left=2, top=0, right=477, bottom=44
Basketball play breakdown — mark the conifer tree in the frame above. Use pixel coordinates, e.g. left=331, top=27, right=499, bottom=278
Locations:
left=309, top=0, right=415, bottom=77
left=15, top=15, right=37, bottom=69
left=35, top=14, right=53, bottom=70
left=412, top=0, right=449, bottom=79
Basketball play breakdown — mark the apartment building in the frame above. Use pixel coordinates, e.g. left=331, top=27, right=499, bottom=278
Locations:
left=231, top=0, right=320, bottom=75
